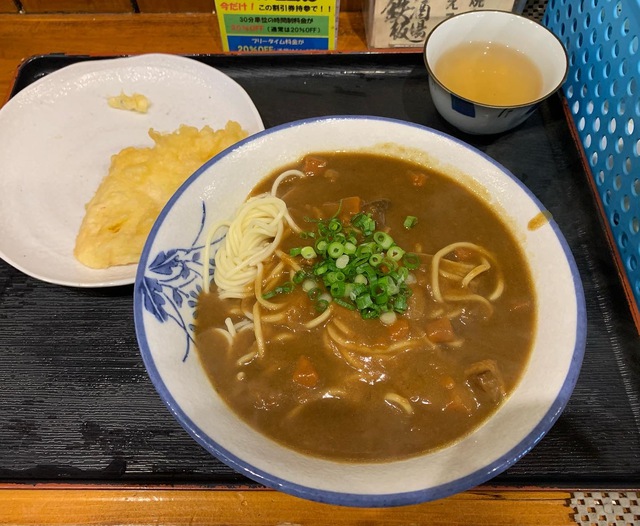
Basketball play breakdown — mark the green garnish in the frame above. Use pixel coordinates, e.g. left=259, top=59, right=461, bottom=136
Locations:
left=286, top=212, right=419, bottom=319
left=404, top=215, right=418, bottom=229
left=262, top=281, right=295, bottom=299
left=300, top=246, right=317, bottom=259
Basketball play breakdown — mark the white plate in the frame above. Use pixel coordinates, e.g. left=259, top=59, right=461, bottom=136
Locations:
left=0, top=53, right=264, bottom=288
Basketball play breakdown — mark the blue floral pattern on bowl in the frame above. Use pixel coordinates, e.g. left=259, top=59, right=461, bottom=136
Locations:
left=137, top=201, right=220, bottom=362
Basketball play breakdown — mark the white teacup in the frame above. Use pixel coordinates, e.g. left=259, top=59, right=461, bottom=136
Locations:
left=423, top=10, right=568, bottom=135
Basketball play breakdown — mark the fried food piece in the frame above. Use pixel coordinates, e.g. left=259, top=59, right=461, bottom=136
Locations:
left=74, top=121, right=248, bottom=269
left=107, top=92, right=150, bottom=113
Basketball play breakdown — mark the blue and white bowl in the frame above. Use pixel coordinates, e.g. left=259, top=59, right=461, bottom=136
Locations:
left=423, top=11, right=568, bottom=135
left=134, top=116, right=585, bottom=507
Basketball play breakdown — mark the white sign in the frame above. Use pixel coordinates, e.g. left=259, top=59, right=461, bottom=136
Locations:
left=364, top=0, right=517, bottom=48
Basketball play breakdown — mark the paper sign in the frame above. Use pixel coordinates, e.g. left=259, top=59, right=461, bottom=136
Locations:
left=364, top=0, right=516, bottom=48
left=215, top=0, right=340, bottom=52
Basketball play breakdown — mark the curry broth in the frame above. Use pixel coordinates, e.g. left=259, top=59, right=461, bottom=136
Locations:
left=196, top=152, right=536, bottom=462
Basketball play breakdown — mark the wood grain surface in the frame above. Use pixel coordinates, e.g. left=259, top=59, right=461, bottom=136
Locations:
left=0, top=11, right=374, bottom=104
left=136, top=0, right=215, bottom=13
left=20, top=0, right=134, bottom=12
left=0, top=0, right=17, bottom=13
left=1, top=486, right=577, bottom=525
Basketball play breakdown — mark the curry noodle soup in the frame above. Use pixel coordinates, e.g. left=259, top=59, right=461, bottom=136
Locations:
left=195, top=152, right=536, bottom=462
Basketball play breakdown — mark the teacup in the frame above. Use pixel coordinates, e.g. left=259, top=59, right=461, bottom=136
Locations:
left=423, top=10, right=568, bottom=135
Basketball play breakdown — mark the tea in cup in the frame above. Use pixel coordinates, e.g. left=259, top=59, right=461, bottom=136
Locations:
left=423, top=10, right=568, bottom=135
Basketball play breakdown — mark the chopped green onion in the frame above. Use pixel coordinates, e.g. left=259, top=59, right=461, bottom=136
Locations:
left=293, top=270, right=308, bottom=284
left=301, top=246, right=317, bottom=259
left=401, top=284, right=413, bottom=298
left=282, top=210, right=419, bottom=321
left=354, top=274, right=368, bottom=285
left=262, top=281, right=294, bottom=299
left=379, top=311, right=397, bottom=325
left=393, top=295, right=408, bottom=312
left=373, top=231, right=394, bottom=250
left=356, top=294, right=373, bottom=310
left=382, top=257, right=399, bottom=271
left=357, top=242, right=375, bottom=256
left=319, top=292, right=332, bottom=303
left=403, top=252, right=421, bottom=270
left=371, top=284, right=389, bottom=305
left=325, top=271, right=345, bottom=284
left=335, top=254, right=350, bottom=269
left=302, top=279, right=317, bottom=292
left=378, top=275, right=399, bottom=295
left=343, top=242, right=357, bottom=255
left=344, top=283, right=355, bottom=299
left=359, top=265, right=377, bottom=282
left=360, top=307, right=379, bottom=320
left=387, top=246, right=405, bottom=261
left=328, top=242, right=344, bottom=258
left=396, top=266, right=409, bottom=283
left=404, top=216, right=418, bottom=229
left=333, top=298, right=356, bottom=310
left=330, top=281, right=346, bottom=298
left=352, top=213, right=376, bottom=236
left=349, top=282, right=367, bottom=299
left=333, top=232, right=347, bottom=244
left=315, top=239, right=328, bottom=253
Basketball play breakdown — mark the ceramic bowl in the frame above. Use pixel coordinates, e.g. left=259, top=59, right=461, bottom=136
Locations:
left=423, top=10, right=568, bottom=135
left=134, top=116, right=585, bottom=507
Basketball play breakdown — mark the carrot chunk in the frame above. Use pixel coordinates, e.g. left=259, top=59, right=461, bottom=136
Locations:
left=408, top=170, right=427, bottom=187
left=303, top=156, right=327, bottom=176
left=447, top=390, right=475, bottom=415
left=426, top=317, right=457, bottom=343
left=293, top=356, right=319, bottom=388
left=338, top=196, right=362, bottom=221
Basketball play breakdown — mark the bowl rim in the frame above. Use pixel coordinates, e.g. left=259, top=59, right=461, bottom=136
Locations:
left=134, top=115, right=586, bottom=507
left=422, top=10, right=569, bottom=110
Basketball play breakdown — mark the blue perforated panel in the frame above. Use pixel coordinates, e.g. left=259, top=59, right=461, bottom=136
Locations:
left=544, top=0, right=640, bottom=311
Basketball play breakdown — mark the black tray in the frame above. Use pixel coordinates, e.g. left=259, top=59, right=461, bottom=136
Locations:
left=1, top=53, right=639, bottom=487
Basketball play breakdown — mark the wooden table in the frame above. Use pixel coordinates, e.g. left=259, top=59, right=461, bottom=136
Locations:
left=0, top=11, right=372, bottom=102
left=0, top=12, right=631, bottom=525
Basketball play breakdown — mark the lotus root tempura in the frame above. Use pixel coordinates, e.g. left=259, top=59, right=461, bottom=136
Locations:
left=195, top=152, right=536, bottom=462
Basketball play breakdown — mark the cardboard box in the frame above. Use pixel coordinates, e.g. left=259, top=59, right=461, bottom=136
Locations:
left=364, top=0, right=517, bottom=48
